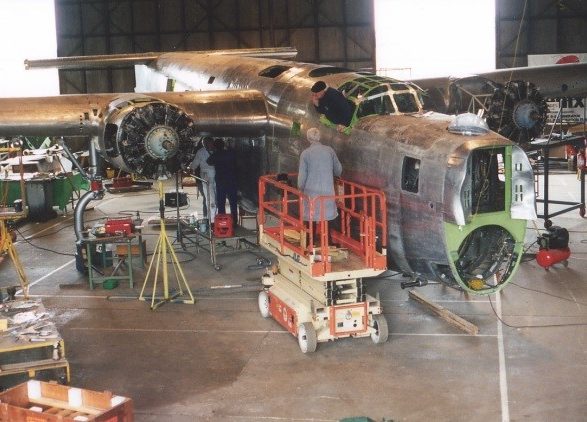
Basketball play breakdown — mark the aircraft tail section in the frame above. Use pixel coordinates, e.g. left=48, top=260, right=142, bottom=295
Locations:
left=25, top=47, right=297, bottom=70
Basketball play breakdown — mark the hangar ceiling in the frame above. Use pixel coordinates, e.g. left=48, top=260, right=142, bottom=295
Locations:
left=54, top=0, right=375, bottom=94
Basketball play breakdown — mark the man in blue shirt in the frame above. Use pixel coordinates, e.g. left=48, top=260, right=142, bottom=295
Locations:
left=311, top=80, right=354, bottom=131
left=207, top=138, right=239, bottom=226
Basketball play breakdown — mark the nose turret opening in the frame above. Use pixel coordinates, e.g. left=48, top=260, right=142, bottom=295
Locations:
left=455, top=225, right=518, bottom=292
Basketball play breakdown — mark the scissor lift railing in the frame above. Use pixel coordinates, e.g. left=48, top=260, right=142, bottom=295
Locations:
left=258, top=174, right=387, bottom=278
left=257, top=174, right=389, bottom=352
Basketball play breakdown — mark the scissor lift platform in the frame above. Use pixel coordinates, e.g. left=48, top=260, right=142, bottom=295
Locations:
left=257, top=174, right=388, bottom=353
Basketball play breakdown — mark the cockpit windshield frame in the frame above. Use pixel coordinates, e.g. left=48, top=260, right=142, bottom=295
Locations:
left=337, top=75, right=424, bottom=121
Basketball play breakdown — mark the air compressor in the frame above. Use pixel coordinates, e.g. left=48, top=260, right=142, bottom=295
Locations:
left=536, top=226, right=570, bottom=270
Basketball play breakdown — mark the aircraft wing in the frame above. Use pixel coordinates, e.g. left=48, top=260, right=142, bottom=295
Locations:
left=412, top=62, right=587, bottom=99
left=0, top=90, right=271, bottom=138
left=478, top=62, right=587, bottom=98
left=25, top=47, right=297, bottom=70
left=411, top=62, right=587, bottom=144
left=0, top=89, right=279, bottom=178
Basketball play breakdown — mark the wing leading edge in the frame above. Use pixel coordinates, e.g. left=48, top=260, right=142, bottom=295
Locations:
left=25, top=47, right=297, bottom=70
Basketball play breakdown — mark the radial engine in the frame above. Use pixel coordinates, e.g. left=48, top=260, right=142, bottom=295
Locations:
left=98, top=95, right=196, bottom=179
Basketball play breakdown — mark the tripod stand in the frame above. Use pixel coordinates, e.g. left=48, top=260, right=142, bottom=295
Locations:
left=139, top=179, right=195, bottom=310
left=1, top=146, right=29, bottom=298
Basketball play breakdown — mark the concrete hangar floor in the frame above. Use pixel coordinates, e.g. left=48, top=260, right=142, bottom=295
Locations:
left=1, top=172, right=586, bottom=422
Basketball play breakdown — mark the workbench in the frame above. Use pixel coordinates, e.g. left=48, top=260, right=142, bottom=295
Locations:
left=0, top=172, right=88, bottom=216
left=0, top=300, right=70, bottom=389
left=84, top=233, right=145, bottom=289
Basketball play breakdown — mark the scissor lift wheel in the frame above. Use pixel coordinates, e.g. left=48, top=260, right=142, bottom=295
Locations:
left=370, top=314, right=389, bottom=344
left=297, top=322, right=317, bottom=353
left=258, top=290, right=270, bottom=318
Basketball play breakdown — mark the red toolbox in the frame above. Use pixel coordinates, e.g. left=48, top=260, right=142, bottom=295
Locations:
left=104, top=217, right=134, bottom=236
left=213, top=214, right=234, bottom=238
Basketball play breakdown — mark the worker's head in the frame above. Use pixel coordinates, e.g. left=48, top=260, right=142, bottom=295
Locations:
left=213, top=138, right=225, bottom=151
left=306, top=127, right=321, bottom=144
left=202, top=136, right=214, bottom=150
left=310, top=81, right=327, bottom=101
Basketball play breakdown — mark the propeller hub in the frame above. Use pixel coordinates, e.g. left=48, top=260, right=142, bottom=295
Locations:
left=144, top=125, right=179, bottom=159
left=512, top=99, right=540, bottom=129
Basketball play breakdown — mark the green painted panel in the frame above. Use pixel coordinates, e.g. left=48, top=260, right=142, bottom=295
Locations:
left=0, top=173, right=87, bottom=212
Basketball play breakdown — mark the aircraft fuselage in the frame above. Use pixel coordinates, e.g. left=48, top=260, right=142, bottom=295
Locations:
left=143, top=52, right=536, bottom=294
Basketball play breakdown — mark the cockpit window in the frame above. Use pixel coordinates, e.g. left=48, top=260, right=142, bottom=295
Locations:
left=339, top=81, right=370, bottom=98
left=394, top=93, right=420, bottom=112
left=259, top=65, right=291, bottom=78
left=357, top=96, right=392, bottom=117
left=390, top=83, right=410, bottom=91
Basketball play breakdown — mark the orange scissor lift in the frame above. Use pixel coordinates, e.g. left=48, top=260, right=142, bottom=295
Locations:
left=257, top=174, right=388, bottom=353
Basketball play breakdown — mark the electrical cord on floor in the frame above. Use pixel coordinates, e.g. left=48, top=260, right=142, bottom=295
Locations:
left=118, top=209, right=159, bottom=214
left=14, top=227, right=76, bottom=257
left=372, top=271, right=403, bottom=280
left=487, top=283, right=587, bottom=329
left=19, top=216, right=107, bottom=240
left=520, top=240, right=539, bottom=263
left=510, top=282, right=587, bottom=307
left=144, top=248, right=197, bottom=264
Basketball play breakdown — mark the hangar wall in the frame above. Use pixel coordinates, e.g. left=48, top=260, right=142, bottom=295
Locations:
left=54, top=0, right=375, bottom=94
left=496, top=0, right=587, bottom=68
left=55, top=0, right=587, bottom=93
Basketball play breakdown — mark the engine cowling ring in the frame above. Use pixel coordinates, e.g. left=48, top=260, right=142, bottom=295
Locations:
left=103, top=98, right=195, bottom=178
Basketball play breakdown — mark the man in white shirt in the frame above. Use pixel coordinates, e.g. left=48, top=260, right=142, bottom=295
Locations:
left=189, top=136, right=217, bottom=222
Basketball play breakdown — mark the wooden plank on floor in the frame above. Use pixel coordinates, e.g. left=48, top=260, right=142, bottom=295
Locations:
left=409, top=290, right=479, bottom=335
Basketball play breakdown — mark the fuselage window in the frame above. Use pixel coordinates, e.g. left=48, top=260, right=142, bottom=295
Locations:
left=402, top=157, right=421, bottom=193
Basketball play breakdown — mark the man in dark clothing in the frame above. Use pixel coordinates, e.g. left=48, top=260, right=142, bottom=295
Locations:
left=311, top=80, right=354, bottom=131
left=206, top=138, right=239, bottom=226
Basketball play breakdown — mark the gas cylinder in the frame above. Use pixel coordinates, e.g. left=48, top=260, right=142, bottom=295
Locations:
left=536, top=247, right=571, bottom=270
